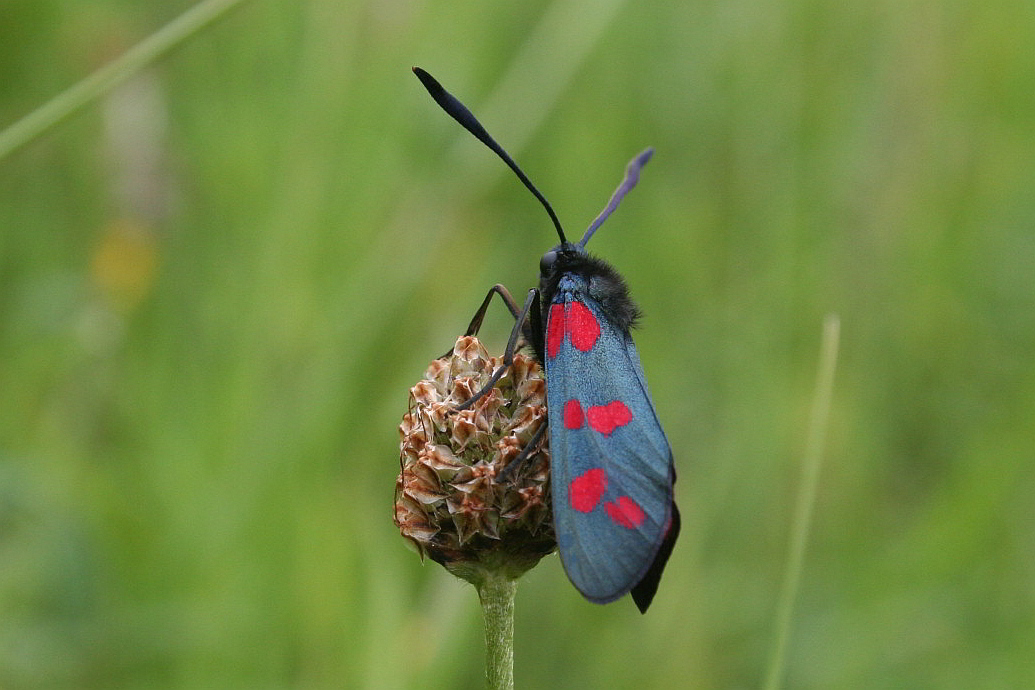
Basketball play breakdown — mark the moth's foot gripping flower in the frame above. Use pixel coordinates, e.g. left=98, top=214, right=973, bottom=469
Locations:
left=394, top=336, right=556, bottom=584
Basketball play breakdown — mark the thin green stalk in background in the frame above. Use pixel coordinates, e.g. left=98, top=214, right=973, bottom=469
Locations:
left=763, top=314, right=841, bottom=690
left=477, top=574, right=518, bottom=690
left=444, top=0, right=631, bottom=174
left=0, top=0, right=251, bottom=161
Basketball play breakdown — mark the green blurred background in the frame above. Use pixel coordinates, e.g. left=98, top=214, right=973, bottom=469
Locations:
left=2, top=0, right=1033, bottom=687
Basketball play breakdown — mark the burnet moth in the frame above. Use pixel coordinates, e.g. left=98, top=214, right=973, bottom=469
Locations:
left=414, top=67, right=679, bottom=612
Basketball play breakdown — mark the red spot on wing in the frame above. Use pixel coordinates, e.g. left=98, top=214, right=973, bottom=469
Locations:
left=587, top=401, right=633, bottom=436
left=563, top=399, right=584, bottom=429
left=604, top=496, right=646, bottom=529
left=567, top=301, right=601, bottom=352
left=570, top=468, right=607, bottom=513
left=546, top=303, right=565, bottom=359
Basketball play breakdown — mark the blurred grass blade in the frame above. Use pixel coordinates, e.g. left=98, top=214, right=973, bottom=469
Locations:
left=446, top=0, right=630, bottom=174
left=0, top=0, right=250, bottom=161
left=764, top=314, right=841, bottom=690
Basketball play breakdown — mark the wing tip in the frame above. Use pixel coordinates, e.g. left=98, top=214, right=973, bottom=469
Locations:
left=630, top=501, right=681, bottom=613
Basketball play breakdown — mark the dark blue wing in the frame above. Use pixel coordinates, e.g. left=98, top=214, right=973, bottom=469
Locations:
left=545, top=282, right=676, bottom=604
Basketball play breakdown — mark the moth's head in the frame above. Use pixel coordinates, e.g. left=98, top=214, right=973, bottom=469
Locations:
left=538, top=242, right=584, bottom=281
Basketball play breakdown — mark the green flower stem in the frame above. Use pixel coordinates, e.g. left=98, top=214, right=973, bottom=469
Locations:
left=477, top=573, right=517, bottom=690
left=0, top=0, right=250, bottom=161
left=763, top=314, right=840, bottom=690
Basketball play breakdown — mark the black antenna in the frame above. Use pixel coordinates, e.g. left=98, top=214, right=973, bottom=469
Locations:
left=579, top=147, right=654, bottom=248
left=413, top=67, right=567, bottom=245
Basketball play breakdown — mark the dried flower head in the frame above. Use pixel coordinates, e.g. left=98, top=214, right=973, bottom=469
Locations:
left=394, top=335, right=556, bottom=584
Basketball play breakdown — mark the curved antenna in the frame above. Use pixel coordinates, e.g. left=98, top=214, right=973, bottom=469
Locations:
left=413, top=67, right=567, bottom=245
left=578, top=147, right=653, bottom=248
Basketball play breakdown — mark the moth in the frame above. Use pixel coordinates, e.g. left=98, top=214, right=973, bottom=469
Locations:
left=415, top=67, right=679, bottom=612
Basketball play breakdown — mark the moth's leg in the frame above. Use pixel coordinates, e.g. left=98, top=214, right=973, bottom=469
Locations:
left=439, top=284, right=522, bottom=359
left=464, top=283, right=522, bottom=336
left=498, top=418, right=548, bottom=482
left=454, top=288, right=538, bottom=411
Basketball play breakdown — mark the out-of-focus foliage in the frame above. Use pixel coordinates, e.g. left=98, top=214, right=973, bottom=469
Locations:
left=1, top=0, right=1033, bottom=688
